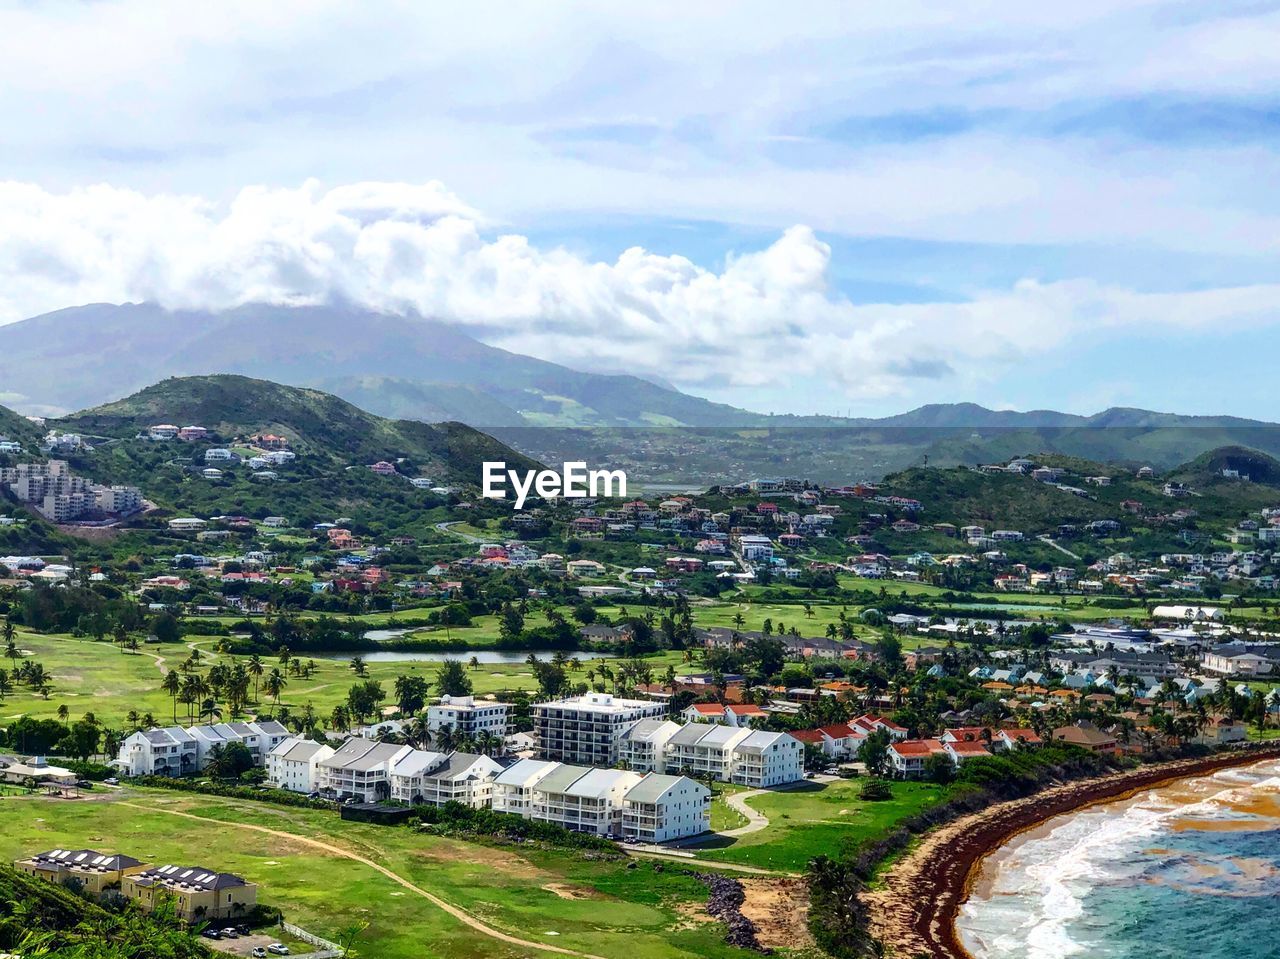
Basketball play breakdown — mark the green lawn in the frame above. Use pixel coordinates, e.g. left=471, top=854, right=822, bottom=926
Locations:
left=691, top=779, right=947, bottom=873
left=1, top=629, right=689, bottom=729
left=0, top=787, right=757, bottom=959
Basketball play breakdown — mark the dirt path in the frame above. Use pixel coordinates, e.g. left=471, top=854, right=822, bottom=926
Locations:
left=118, top=801, right=608, bottom=959
left=739, top=877, right=814, bottom=951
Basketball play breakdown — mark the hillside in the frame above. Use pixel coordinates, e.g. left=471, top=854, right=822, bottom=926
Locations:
left=1169, top=446, right=1280, bottom=488
left=0, top=302, right=755, bottom=427
left=56, top=374, right=537, bottom=479
left=0, top=401, right=42, bottom=447
left=31, top=376, right=541, bottom=533
left=4, top=303, right=1280, bottom=483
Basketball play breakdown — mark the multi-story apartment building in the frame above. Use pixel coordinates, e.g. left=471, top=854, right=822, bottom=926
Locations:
left=265, top=737, right=335, bottom=793
left=492, top=759, right=708, bottom=840
left=620, top=774, right=710, bottom=844
left=624, top=723, right=804, bottom=787
left=95, top=485, right=143, bottom=514
left=112, top=721, right=289, bottom=777
left=619, top=719, right=682, bottom=772
left=0, top=461, right=141, bottom=521
left=186, top=720, right=290, bottom=767
left=426, top=695, right=509, bottom=739
left=315, top=738, right=414, bottom=801
left=113, top=726, right=199, bottom=777
left=388, top=750, right=505, bottom=807
left=490, top=758, right=559, bottom=818
left=533, top=693, right=667, bottom=765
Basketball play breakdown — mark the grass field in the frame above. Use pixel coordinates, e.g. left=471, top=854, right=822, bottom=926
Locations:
left=0, top=787, right=759, bottom=959
left=1, top=630, right=690, bottom=729
left=691, top=779, right=948, bottom=873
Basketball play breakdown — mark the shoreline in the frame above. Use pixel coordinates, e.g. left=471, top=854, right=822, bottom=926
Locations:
left=863, top=743, right=1280, bottom=959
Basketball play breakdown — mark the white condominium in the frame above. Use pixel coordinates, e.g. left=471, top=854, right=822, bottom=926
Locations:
left=265, top=737, right=335, bottom=794
left=624, top=722, right=803, bottom=787
left=112, top=726, right=198, bottom=777
left=112, top=720, right=289, bottom=777
left=492, top=758, right=709, bottom=841
left=427, top=696, right=509, bottom=739
left=618, top=719, right=682, bottom=772
left=316, top=738, right=413, bottom=802
left=620, top=773, right=709, bottom=843
left=388, top=750, right=504, bottom=807
left=187, top=720, right=290, bottom=766
left=533, top=693, right=667, bottom=765
left=313, top=737, right=507, bottom=806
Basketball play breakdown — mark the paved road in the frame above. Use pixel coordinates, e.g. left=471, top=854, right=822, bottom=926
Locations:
left=1037, top=534, right=1082, bottom=561
left=434, top=521, right=486, bottom=544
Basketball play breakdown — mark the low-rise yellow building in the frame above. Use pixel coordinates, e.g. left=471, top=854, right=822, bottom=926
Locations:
left=14, top=848, right=146, bottom=895
left=122, top=863, right=257, bottom=921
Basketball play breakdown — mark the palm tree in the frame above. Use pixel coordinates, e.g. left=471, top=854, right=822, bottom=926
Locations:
left=247, top=654, right=264, bottom=702
left=330, top=704, right=351, bottom=733
left=56, top=703, right=69, bottom=725
left=349, top=656, right=367, bottom=677
left=264, top=668, right=287, bottom=710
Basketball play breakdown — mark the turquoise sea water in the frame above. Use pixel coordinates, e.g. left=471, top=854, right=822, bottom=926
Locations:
left=957, top=759, right=1280, bottom=959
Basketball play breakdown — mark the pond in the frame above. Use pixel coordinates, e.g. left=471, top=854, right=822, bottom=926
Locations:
left=320, top=649, right=617, bottom=664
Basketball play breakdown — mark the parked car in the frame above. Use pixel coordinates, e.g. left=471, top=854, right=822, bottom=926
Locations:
left=220, top=928, right=239, bottom=939
left=267, top=944, right=290, bottom=955
left=251, top=948, right=268, bottom=958
left=103, top=777, right=120, bottom=785
left=76, top=780, right=94, bottom=789
left=200, top=929, right=221, bottom=940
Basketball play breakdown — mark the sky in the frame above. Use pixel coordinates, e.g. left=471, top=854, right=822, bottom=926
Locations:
left=0, top=1, right=1278, bottom=418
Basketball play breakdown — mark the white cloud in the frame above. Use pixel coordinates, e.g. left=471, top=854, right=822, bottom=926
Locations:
left=1, top=2, right=1280, bottom=254
left=2, top=179, right=1278, bottom=406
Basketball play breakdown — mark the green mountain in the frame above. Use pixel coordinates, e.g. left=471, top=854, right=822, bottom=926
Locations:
left=39, top=376, right=539, bottom=533
left=0, top=403, right=42, bottom=447
left=56, top=373, right=535, bottom=477
left=0, top=302, right=754, bottom=427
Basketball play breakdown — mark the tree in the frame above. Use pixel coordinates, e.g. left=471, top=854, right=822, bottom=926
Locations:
left=860, top=729, right=892, bottom=777
left=349, top=656, right=367, bottom=677
left=346, top=679, right=386, bottom=723
left=263, top=668, right=287, bottom=709
left=247, top=654, right=264, bottom=701
left=923, top=752, right=955, bottom=784
left=161, top=670, right=181, bottom=722
left=393, top=675, right=430, bottom=716
left=151, top=612, right=181, bottom=644
left=58, top=719, right=102, bottom=762
left=205, top=741, right=255, bottom=779
left=436, top=659, right=473, bottom=697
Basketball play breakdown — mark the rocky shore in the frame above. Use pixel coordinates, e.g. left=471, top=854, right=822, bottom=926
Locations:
left=863, top=743, right=1280, bottom=958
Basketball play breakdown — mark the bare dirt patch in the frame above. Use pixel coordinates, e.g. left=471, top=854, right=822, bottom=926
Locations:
left=738, top=877, right=814, bottom=951
left=541, top=882, right=603, bottom=900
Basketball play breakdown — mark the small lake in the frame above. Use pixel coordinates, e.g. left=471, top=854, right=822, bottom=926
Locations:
left=946, top=603, right=1060, bottom=612
left=321, top=649, right=616, bottom=664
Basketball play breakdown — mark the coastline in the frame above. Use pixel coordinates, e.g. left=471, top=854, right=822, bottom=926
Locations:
left=863, top=743, right=1280, bottom=959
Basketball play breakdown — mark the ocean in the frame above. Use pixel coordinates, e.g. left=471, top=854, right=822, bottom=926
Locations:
left=957, top=758, right=1280, bottom=959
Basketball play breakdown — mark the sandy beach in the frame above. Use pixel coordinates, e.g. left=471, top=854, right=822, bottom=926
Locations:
left=863, top=743, right=1280, bottom=958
